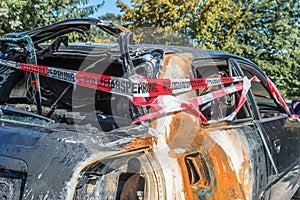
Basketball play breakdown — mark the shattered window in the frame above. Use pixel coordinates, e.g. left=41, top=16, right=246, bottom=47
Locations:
left=239, top=63, right=285, bottom=118
left=193, top=59, right=251, bottom=123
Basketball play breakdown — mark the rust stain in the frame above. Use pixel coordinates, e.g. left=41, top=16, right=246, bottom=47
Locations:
left=123, top=135, right=154, bottom=151
left=153, top=52, right=202, bottom=200
left=159, top=53, right=194, bottom=79
left=159, top=54, right=171, bottom=77
left=167, top=112, right=200, bottom=149
left=186, top=128, right=209, bottom=155
left=166, top=124, right=250, bottom=200
left=201, top=136, right=246, bottom=200
left=149, top=52, right=250, bottom=199
left=238, top=149, right=252, bottom=199
left=170, top=126, right=249, bottom=200
left=157, top=52, right=199, bottom=144
left=178, top=155, right=194, bottom=200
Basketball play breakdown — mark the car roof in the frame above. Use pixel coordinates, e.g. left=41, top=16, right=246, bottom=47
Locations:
left=3, top=18, right=266, bottom=77
left=4, top=18, right=128, bottom=44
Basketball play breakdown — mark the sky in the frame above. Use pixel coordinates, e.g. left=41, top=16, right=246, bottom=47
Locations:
left=89, top=0, right=131, bottom=17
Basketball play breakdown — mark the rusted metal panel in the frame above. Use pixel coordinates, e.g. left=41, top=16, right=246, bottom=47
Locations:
left=146, top=53, right=262, bottom=200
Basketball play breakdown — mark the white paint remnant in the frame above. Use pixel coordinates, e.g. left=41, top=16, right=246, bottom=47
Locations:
left=209, top=129, right=253, bottom=200
left=153, top=134, right=185, bottom=200
left=37, top=173, right=43, bottom=179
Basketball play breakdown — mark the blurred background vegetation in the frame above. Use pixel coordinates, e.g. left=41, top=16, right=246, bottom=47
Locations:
left=0, top=0, right=299, bottom=98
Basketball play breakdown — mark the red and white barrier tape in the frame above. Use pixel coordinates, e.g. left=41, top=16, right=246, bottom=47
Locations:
left=266, top=77, right=291, bottom=115
left=0, top=59, right=244, bottom=98
left=133, top=77, right=258, bottom=124
left=0, top=59, right=274, bottom=124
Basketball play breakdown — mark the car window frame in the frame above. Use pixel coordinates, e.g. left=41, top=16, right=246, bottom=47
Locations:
left=191, top=58, right=253, bottom=124
left=234, top=60, right=288, bottom=121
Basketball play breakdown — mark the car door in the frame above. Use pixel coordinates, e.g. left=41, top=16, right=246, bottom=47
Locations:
left=237, top=60, right=300, bottom=174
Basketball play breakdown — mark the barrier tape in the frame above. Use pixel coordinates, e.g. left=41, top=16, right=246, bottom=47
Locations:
left=0, top=58, right=263, bottom=124
left=0, top=59, right=244, bottom=98
left=266, top=77, right=291, bottom=115
left=132, top=77, right=258, bottom=124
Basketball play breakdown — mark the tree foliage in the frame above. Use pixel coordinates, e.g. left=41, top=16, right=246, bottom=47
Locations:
left=117, top=0, right=300, bottom=97
left=0, top=0, right=104, bottom=36
left=234, top=0, right=300, bottom=97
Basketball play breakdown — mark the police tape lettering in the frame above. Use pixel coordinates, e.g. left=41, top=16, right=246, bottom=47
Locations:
left=47, top=68, right=76, bottom=83
left=0, top=59, right=245, bottom=98
left=172, top=81, right=191, bottom=90
left=20, top=63, right=48, bottom=76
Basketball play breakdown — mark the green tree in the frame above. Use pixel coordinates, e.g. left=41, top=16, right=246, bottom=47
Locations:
left=99, top=13, right=121, bottom=23
left=0, top=0, right=104, bottom=36
left=86, top=13, right=122, bottom=43
left=116, top=0, right=250, bottom=49
left=117, top=0, right=300, bottom=97
left=233, top=0, right=300, bottom=97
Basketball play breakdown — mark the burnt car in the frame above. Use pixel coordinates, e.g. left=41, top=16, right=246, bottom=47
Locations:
left=0, top=18, right=299, bottom=200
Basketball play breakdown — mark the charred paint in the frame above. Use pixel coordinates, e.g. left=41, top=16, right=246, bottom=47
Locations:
left=239, top=150, right=253, bottom=198
left=149, top=53, right=254, bottom=200
left=201, top=135, right=245, bottom=200
left=167, top=112, right=200, bottom=151
left=178, top=155, right=194, bottom=200
left=149, top=53, right=200, bottom=199
left=160, top=53, right=194, bottom=78
left=123, top=135, right=155, bottom=151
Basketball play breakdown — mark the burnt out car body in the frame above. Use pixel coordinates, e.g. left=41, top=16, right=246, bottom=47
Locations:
left=0, top=18, right=299, bottom=200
